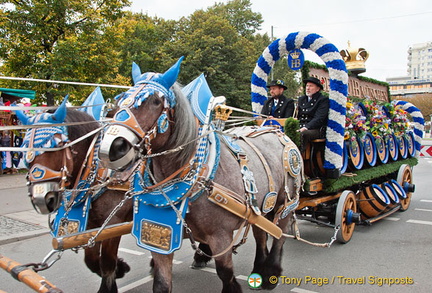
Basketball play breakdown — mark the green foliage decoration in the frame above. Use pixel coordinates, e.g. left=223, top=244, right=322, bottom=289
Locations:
left=284, top=117, right=300, bottom=148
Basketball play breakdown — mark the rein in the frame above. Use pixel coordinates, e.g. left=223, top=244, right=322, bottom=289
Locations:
left=2, top=126, right=104, bottom=153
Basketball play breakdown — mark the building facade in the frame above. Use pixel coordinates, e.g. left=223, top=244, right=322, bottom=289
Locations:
left=408, top=42, right=432, bottom=80
left=387, top=42, right=432, bottom=99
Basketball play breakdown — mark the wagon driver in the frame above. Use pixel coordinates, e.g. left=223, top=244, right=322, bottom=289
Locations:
left=297, top=76, right=329, bottom=153
left=261, top=79, right=295, bottom=118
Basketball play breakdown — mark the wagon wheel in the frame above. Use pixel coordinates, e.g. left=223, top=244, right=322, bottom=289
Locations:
left=335, top=190, right=357, bottom=243
left=397, top=164, right=413, bottom=211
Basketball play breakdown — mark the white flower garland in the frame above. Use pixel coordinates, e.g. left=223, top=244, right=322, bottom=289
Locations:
left=251, top=31, right=348, bottom=170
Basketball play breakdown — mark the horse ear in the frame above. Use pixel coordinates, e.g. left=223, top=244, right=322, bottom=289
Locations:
left=154, top=56, right=184, bottom=91
left=51, top=95, right=68, bottom=122
left=132, top=62, right=142, bottom=85
left=14, top=109, right=31, bottom=125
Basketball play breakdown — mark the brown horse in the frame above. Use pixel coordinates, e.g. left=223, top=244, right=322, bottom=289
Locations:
left=16, top=102, right=132, bottom=293
left=99, top=58, right=303, bottom=292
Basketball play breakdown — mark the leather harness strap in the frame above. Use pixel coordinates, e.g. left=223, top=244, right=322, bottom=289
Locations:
left=239, top=136, right=275, bottom=193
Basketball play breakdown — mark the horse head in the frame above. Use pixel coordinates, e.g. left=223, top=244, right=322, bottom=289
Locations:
left=99, top=57, right=194, bottom=171
left=16, top=97, right=100, bottom=214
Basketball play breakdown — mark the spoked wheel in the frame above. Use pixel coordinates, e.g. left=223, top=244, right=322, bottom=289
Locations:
left=397, top=164, right=414, bottom=211
left=335, top=190, right=357, bottom=244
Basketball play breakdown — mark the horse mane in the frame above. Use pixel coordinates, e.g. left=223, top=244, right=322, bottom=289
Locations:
left=166, top=83, right=198, bottom=167
left=64, top=109, right=100, bottom=143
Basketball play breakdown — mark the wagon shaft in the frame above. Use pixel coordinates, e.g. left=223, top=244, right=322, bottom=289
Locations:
left=0, top=254, right=63, bottom=293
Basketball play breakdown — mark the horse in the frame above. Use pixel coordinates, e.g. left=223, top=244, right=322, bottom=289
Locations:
left=99, top=57, right=303, bottom=292
left=16, top=99, right=133, bottom=293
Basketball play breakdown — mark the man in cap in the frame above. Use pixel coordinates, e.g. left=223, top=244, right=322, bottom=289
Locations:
left=261, top=79, right=294, bottom=118
left=297, top=76, right=329, bottom=153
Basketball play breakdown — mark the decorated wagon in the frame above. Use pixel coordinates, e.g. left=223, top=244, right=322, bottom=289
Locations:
left=250, top=31, right=424, bottom=243
left=0, top=31, right=425, bottom=292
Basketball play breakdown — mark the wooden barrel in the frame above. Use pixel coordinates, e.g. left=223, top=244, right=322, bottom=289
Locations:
left=389, top=179, right=407, bottom=200
left=381, top=182, right=400, bottom=209
left=362, top=132, right=377, bottom=166
left=375, top=136, right=389, bottom=164
left=358, top=184, right=390, bottom=219
left=405, top=131, right=416, bottom=157
left=398, top=135, right=408, bottom=159
left=340, top=140, right=349, bottom=174
left=348, top=135, right=364, bottom=170
left=386, top=134, right=399, bottom=161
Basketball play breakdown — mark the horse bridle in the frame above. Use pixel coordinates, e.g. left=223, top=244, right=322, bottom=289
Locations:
left=26, top=126, right=102, bottom=214
left=99, top=82, right=173, bottom=171
left=25, top=128, right=74, bottom=214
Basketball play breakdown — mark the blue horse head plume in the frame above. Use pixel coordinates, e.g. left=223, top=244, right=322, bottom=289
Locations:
left=15, top=96, right=69, bottom=167
left=125, top=57, right=184, bottom=108
left=15, top=96, right=69, bottom=125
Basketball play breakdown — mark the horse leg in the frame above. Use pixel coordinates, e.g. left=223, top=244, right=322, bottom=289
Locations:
left=191, top=243, right=213, bottom=269
left=208, top=236, right=242, bottom=293
left=257, top=215, right=292, bottom=290
left=97, top=237, right=130, bottom=293
left=84, top=242, right=102, bottom=276
left=251, top=225, right=269, bottom=274
left=151, top=252, right=174, bottom=293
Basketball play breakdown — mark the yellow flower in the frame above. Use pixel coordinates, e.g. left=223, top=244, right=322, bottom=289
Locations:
left=344, top=132, right=350, bottom=140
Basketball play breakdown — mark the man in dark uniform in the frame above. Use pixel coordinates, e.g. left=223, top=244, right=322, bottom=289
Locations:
left=298, top=76, right=329, bottom=152
left=261, top=79, right=294, bottom=118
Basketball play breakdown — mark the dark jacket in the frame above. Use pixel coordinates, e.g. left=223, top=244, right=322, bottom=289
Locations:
left=298, top=91, right=329, bottom=130
left=261, top=95, right=294, bottom=118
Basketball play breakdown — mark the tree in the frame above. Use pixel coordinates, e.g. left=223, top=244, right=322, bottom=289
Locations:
left=115, top=12, right=178, bottom=81
left=399, top=94, right=432, bottom=120
left=206, top=0, right=263, bottom=38
left=0, top=0, right=130, bottom=104
left=153, top=1, right=266, bottom=110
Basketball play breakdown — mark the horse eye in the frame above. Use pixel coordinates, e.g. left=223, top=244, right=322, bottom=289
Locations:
left=152, top=97, right=162, bottom=106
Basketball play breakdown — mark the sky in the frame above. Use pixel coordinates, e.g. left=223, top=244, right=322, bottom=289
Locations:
left=128, top=0, right=432, bottom=82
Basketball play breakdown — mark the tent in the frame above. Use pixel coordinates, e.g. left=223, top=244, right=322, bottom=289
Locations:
left=0, top=87, right=36, bottom=101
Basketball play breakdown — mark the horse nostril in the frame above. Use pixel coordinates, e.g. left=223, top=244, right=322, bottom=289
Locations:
left=109, top=137, right=132, bottom=161
left=45, top=192, right=60, bottom=213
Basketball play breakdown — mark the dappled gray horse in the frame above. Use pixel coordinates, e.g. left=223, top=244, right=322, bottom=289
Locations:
left=99, top=57, right=303, bottom=292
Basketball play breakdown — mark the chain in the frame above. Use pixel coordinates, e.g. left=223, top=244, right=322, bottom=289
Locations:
left=22, top=250, right=63, bottom=272
left=281, top=222, right=341, bottom=248
left=139, top=128, right=216, bottom=160
left=327, top=225, right=340, bottom=247
left=86, top=191, right=134, bottom=248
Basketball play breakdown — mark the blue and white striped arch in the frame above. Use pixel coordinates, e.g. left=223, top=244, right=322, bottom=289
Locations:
left=251, top=31, right=348, bottom=170
left=394, top=100, right=424, bottom=157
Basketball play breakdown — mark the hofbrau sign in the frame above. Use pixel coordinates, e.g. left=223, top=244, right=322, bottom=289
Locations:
left=308, top=68, right=389, bottom=102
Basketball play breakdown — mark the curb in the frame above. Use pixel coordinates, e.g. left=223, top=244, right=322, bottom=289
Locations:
left=0, top=213, right=50, bottom=246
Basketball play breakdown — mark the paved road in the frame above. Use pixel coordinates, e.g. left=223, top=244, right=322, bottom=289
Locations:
left=1, top=158, right=432, bottom=292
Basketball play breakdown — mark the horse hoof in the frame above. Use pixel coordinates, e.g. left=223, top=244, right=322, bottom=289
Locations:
left=190, top=260, right=207, bottom=269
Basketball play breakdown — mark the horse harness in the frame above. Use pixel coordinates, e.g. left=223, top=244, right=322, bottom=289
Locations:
left=24, top=123, right=105, bottom=236
left=210, top=127, right=302, bottom=231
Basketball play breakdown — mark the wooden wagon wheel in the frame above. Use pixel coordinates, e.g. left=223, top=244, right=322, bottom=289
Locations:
left=335, top=190, right=357, bottom=243
left=397, top=164, right=414, bottom=211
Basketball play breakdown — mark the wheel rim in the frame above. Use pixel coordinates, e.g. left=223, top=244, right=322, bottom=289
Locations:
left=397, top=164, right=413, bottom=211
left=336, top=191, right=357, bottom=243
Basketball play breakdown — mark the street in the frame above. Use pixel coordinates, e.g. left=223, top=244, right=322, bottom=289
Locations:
left=0, top=157, right=431, bottom=293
